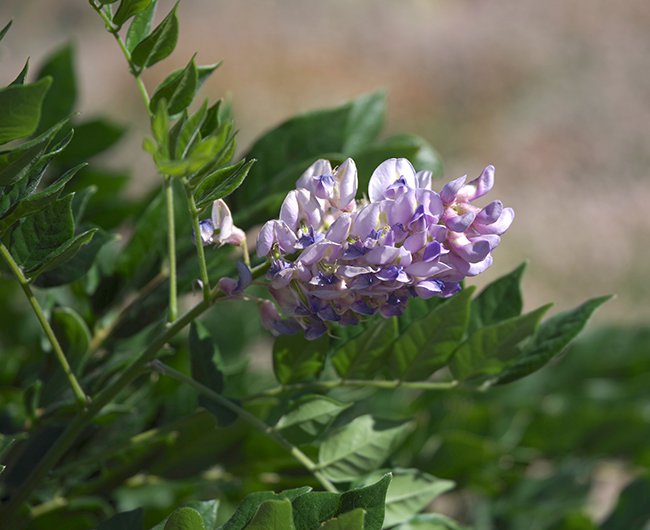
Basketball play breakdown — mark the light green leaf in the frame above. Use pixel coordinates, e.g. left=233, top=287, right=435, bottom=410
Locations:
left=390, top=287, right=474, bottom=381
left=450, top=304, right=551, bottom=381
left=273, top=395, right=351, bottom=444
left=0, top=78, right=52, bottom=145
left=149, top=57, right=199, bottom=115
left=243, top=499, right=295, bottom=530
left=318, top=416, right=410, bottom=482
left=222, top=487, right=311, bottom=530
left=273, top=333, right=329, bottom=385
left=468, top=262, right=526, bottom=333
left=171, top=101, right=207, bottom=159
left=379, top=469, right=454, bottom=528
left=113, top=0, right=154, bottom=29
left=320, top=509, right=366, bottom=530
left=163, top=507, right=205, bottom=530
left=331, top=318, right=397, bottom=379
left=494, top=295, right=612, bottom=384
left=155, top=136, right=223, bottom=177
left=125, top=0, right=157, bottom=52
left=131, top=4, right=179, bottom=70
left=193, top=159, right=254, bottom=209
left=36, top=44, right=76, bottom=132
left=291, top=492, right=340, bottom=530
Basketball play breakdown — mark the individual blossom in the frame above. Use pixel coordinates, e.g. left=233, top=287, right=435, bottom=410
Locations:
left=256, top=157, right=513, bottom=339
left=197, top=199, right=246, bottom=247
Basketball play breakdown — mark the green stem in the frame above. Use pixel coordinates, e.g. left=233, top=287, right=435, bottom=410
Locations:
left=247, top=378, right=458, bottom=401
left=0, top=243, right=89, bottom=407
left=186, top=190, right=211, bottom=300
left=164, top=177, right=178, bottom=322
left=150, top=360, right=339, bottom=493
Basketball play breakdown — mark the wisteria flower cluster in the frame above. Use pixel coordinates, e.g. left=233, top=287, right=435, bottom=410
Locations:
left=255, top=158, right=514, bottom=339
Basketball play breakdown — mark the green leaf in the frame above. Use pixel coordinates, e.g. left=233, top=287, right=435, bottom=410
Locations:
left=36, top=44, right=76, bottom=132
left=318, top=416, right=410, bottom=482
left=468, top=262, right=526, bottom=333
left=10, top=193, right=75, bottom=271
left=291, top=491, right=340, bottom=530
left=56, top=118, right=126, bottom=163
left=273, top=395, right=351, bottom=445
left=149, top=57, right=199, bottom=115
left=51, top=307, right=91, bottom=372
left=390, top=287, right=474, bottom=381
left=222, top=487, right=311, bottom=530
left=131, top=4, right=179, bottom=70
left=189, top=321, right=237, bottom=425
left=125, top=0, right=157, bottom=52
left=234, top=92, right=385, bottom=220
left=450, top=304, right=551, bottom=381
left=600, top=475, right=650, bottom=530
left=0, top=20, right=12, bottom=42
left=151, top=501, right=219, bottom=530
left=172, top=101, right=208, bottom=159
left=10, top=59, right=29, bottom=86
left=493, top=295, right=612, bottom=384
left=193, top=159, right=254, bottom=209
left=154, top=136, right=223, bottom=177
left=320, top=509, right=365, bottom=530
left=273, top=333, right=329, bottom=385
left=0, top=78, right=52, bottom=145
left=113, top=0, right=154, bottom=29
left=331, top=318, right=397, bottom=379
left=378, top=469, right=454, bottom=528
left=28, top=228, right=98, bottom=277
left=97, top=508, right=144, bottom=530
left=395, top=513, right=466, bottom=530
left=339, top=474, right=391, bottom=530
left=0, top=434, right=17, bottom=476
left=243, top=499, right=295, bottom=530
left=23, top=380, right=42, bottom=420
left=164, top=507, right=206, bottom=530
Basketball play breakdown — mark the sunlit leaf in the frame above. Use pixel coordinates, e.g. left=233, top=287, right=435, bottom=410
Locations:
left=243, top=499, right=295, bottom=530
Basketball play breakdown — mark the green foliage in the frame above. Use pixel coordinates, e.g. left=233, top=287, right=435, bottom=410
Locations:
left=273, top=333, right=329, bottom=384
left=0, top=78, right=52, bottom=144
left=131, top=4, right=179, bottom=70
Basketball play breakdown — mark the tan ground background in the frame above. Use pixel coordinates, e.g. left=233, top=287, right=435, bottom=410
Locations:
left=2, top=0, right=649, bottom=326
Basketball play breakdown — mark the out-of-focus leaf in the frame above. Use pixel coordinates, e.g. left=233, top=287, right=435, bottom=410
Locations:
left=222, top=487, right=311, bottom=530
left=318, top=415, right=410, bottom=482
left=10, top=59, right=29, bottom=86
left=113, top=0, right=154, bottom=29
left=0, top=20, right=12, bottom=42
left=273, top=395, right=350, bottom=445
left=56, top=119, right=126, bottom=163
left=163, top=507, right=205, bottom=530
left=51, top=307, right=91, bottom=372
left=97, top=508, right=144, bottom=530
left=36, top=44, right=76, bottom=131
left=131, top=4, right=179, bottom=70
left=494, top=296, right=612, bottom=384
left=450, top=304, right=551, bottom=381
left=243, top=499, right=294, bottom=530
left=126, top=0, right=156, bottom=52
left=149, top=58, right=198, bottom=115
left=599, top=476, right=650, bottom=530
left=395, top=513, right=466, bottom=530
left=390, top=287, right=474, bottom=381
left=0, top=434, right=17, bottom=476
left=320, top=509, right=365, bottom=530
left=331, top=318, right=397, bottom=379
left=193, top=159, right=254, bottom=209
left=0, top=77, right=52, bottom=145
left=273, top=333, right=329, bottom=385
left=469, top=262, right=526, bottom=334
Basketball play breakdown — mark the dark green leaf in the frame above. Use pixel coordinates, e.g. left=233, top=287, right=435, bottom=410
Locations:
left=0, top=20, right=12, bottom=42
left=10, top=58, right=29, bottom=86
left=149, top=58, right=198, bottom=115
left=10, top=193, right=75, bottom=271
left=318, top=416, right=410, bottom=482
left=113, top=0, right=154, bottom=29
left=190, top=321, right=237, bottom=426
left=450, top=304, right=551, bottom=381
left=193, top=159, right=254, bottom=209
left=600, top=475, right=650, bottom=530
left=36, top=44, right=76, bottom=131
left=291, top=491, right=340, bottom=530
left=319, top=509, right=365, bottom=530
left=97, top=508, right=144, bottom=530
left=222, top=487, right=311, bottom=530
left=339, top=474, right=391, bottom=530
left=331, top=318, right=397, bottom=379
left=243, top=499, right=295, bottom=530
left=51, top=307, right=91, bottom=372
left=390, top=287, right=474, bottom=381
left=125, top=0, right=157, bottom=52
left=28, top=228, right=97, bottom=277
left=131, top=4, right=179, bottom=70
left=0, top=434, right=17, bottom=476
left=56, top=119, right=126, bottom=163
left=23, top=380, right=42, bottom=420
left=273, top=395, right=351, bottom=445
left=273, top=333, right=329, bottom=385
left=468, top=262, right=526, bottom=333
left=0, top=77, right=52, bottom=145
left=164, top=507, right=205, bottom=530
left=494, top=295, right=612, bottom=384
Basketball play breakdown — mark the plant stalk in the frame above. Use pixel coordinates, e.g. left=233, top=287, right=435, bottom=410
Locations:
left=186, top=190, right=211, bottom=300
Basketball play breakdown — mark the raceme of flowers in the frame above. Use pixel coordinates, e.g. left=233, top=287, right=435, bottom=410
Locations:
left=254, top=157, right=514, bottom=340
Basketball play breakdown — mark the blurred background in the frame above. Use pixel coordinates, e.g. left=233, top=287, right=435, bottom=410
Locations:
left=1, top=0, right=649, bottom=325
